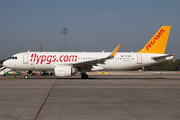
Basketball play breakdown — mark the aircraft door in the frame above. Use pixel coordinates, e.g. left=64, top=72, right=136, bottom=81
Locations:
left=137, top=54, right=142, bottom=64
left=23, top=53, right=29, bottom=64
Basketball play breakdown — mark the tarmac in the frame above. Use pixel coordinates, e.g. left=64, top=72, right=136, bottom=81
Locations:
left=0, top=74, right=180, bottom=120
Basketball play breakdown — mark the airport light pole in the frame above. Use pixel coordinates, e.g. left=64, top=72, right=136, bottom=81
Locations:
left=61, top=25, right=68, bottom=52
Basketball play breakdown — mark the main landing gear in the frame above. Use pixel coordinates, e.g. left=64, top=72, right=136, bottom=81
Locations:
left=81, top=73, right=89, bottom=79
left=24, top=71, right=29, bottom=79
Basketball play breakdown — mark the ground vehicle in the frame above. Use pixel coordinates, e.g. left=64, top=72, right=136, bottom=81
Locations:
left=40, top=71, right=48, bottom=75
left=6, top=71, right=21, bottom=75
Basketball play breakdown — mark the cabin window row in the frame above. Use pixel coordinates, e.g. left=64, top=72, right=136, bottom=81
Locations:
left=77, top=57, right=134, bottom=60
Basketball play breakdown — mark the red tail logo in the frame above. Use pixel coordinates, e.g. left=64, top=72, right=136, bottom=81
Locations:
left=146, top=28, right=165, bottom=51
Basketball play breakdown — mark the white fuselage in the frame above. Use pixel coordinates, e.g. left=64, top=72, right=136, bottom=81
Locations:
left=3, top=52, right=173, bottom=71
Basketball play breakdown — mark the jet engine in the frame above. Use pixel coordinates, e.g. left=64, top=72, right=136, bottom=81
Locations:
left=54, top=65, right=76, bottom=77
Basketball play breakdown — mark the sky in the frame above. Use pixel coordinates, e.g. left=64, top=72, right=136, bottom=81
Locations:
left=0, top=0, right=180, bottom=60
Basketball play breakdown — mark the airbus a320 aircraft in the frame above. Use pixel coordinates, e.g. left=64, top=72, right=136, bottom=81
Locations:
left=3, top=26, right=174, bottom=79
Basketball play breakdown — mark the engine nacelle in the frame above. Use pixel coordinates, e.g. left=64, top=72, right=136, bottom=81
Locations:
left=54, top=65, right=75, bottom=77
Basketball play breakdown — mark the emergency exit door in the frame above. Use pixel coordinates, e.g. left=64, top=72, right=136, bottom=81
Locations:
left=137, top=54, right=142, bottom=64
left=23, top=53, right=29, bottom=64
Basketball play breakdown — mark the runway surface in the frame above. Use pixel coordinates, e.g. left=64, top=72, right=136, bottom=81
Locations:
left=0, top=74, right=180, bottom=120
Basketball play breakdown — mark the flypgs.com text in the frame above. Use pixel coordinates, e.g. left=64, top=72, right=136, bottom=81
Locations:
left=30, top=53, right=78, bottom=64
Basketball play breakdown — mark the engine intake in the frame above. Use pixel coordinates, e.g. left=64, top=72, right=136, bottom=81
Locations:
left=54, top=65, right=75, bottom=77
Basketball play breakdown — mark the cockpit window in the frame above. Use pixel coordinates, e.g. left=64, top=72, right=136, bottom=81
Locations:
left=11, top=56, right=17, bottom=59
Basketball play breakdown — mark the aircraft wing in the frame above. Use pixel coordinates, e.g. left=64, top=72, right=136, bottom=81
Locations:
left=72, top=45, right=120, bottom=71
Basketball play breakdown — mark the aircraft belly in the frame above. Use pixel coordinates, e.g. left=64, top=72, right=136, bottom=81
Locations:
left=102, top=60, right=137, bottom=71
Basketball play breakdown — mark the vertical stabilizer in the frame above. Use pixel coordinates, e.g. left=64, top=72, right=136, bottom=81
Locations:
left=137, top=26, right=171, bottom=54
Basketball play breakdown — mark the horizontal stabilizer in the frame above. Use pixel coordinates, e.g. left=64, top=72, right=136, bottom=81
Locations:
left=152, top=54, right=175, bottom=61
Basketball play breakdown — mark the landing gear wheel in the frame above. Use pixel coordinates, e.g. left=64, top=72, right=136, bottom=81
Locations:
left=81, top=73, right=89, bottom=79
left=24, top=75, right=29, bottom=79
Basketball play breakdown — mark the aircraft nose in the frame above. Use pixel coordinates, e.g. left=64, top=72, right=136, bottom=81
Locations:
left=3, top=60, right=9, bottom=67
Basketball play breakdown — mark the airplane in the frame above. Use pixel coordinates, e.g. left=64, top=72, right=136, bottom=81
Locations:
left=2, top=26, right=174, bottom=79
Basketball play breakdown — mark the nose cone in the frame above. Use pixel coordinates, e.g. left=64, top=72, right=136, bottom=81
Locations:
left=3, top=60, right=8, bottom=67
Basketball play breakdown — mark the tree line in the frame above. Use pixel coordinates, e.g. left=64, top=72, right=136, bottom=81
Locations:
left=144, top=59, right=180, bottom=71
left=0, top=58, right=180, bottom=71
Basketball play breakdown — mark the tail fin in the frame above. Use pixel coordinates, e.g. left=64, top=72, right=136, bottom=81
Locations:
left=137, top=26, right=171, bottom=54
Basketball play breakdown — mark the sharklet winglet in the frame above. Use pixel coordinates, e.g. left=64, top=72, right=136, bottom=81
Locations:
left=109, top=45, right=120, bottom=58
